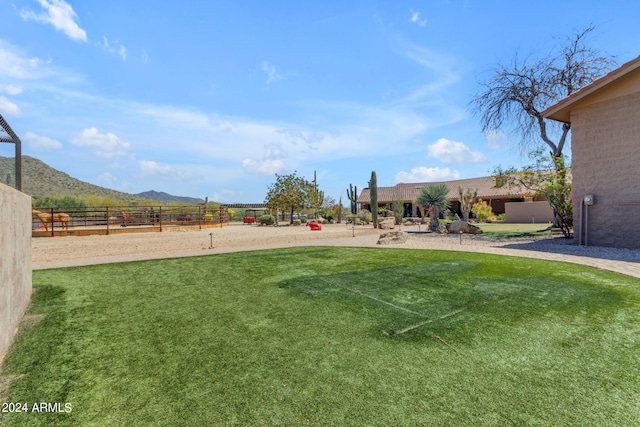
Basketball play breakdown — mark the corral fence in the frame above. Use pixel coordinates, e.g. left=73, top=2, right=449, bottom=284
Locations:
left=32, top=205, right=228, bottom=237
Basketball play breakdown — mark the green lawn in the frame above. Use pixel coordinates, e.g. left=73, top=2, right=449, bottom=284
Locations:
left=2, top=247, right=640, bottom=426
left=477, top=222, right=556, bottom=237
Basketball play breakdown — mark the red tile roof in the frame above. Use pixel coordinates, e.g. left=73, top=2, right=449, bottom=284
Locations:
left=357, top=175, right=531, bottom=204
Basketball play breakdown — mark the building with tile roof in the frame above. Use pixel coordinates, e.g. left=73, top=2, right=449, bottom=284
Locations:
left=357, top=175, right=544, bottom=219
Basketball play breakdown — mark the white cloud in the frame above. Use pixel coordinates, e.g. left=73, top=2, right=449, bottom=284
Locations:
left=242, top=159, right=288, bottom=175
left=71, top=127, right=132, bottom=158
left=24, top=131, right=63, bottom=150
left=0, top=40, right=81, bottom=85
left=0, top=96, right=21, bottom=116
left=261, top=61, right=283, bottom=85
left=241, top=142, right=290, bottom=175
left=138, top=160, right=193, bottom=181
left=96, top=172, right=117, bottom=187
left=97, top=37, right=127, bottom=61
left=0, top=84, right=23, bottom=95
left=395, top=167, right=461, bottom=183
left=20, top=0, right=87, bottom=42
left=212, top=189, right=241, bottom=203
left=263, top=143, right=286, bottom=159
left=427, top=138, right=486, bottom=164
left=96, top=172, right=131, bottom=191
left=409, top=10, right=427, bottom=27
left=483, top=129, right=506, bottom=150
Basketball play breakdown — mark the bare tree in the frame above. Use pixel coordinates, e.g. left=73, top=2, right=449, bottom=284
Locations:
left=471, top=26, right=615, bottom=237
left=471, top=25, right=615, bottom=158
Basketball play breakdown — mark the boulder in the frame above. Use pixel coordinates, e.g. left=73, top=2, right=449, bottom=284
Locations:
left=446, top=220, right=483, bottom=234
left=292, top=219, right=302, bottom=226
left=377, top=231, right=408, bottom=245
left=378, top=219, right=396, bottom=230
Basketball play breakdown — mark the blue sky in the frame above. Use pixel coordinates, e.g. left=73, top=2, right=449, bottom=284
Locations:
left=1, top=1, right=639, bottom=203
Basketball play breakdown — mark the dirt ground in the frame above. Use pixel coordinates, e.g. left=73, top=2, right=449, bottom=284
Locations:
left=31, top=222, right=384, bottom=269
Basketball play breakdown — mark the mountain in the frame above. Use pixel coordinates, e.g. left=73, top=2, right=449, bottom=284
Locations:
left=0, top=156, right=203, bottom=204
left=136, top=190, right=204, bottom=204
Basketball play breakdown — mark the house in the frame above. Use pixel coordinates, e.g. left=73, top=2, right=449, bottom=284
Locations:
left=357, top=175, right=554, bottom=223
left=543, top=55, right=640, bottom=248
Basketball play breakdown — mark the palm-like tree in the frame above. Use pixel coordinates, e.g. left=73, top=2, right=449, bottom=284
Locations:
left=415, top=185, right=451, bottom=232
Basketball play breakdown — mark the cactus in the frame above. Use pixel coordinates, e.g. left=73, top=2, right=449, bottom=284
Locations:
left=458, top=185, right=478, bottom=222
left=370, top=171, right=378, bottom=228
left=346, top=184, right=358, bottom=215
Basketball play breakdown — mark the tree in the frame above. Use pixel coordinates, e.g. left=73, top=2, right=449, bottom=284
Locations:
left=471, top=25, right=614, bottom=237
left=414, top=184, right=451, bottom=232
left=391, top=187, right=405, bottom=225
left=265, top=172, right=314, bottom=224
left=472, top=25, right=614, bottom=157
left=493, top=149, right=573, bottom=237
left=458, top=186, right=478, bottom=221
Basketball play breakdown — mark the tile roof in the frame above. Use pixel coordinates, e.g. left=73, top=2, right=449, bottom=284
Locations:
left=543, top=55, right=640, bottom=123
left=357, top=175, right=531, bottom=204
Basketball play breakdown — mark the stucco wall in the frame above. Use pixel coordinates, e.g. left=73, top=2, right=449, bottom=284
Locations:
left=571, top=91, right=640, bottom=248
left=0, top=182, right=32, bottom=363
left=504, top=201, right=554, bottom=224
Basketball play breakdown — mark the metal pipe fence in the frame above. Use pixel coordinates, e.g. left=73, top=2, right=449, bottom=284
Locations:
left=32, top=205, right=229, bottom=237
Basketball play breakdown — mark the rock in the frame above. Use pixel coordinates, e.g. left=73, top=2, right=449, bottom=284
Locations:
left=446, top=220, right=483, bottom=234
left=292, top=219, right=302, bottom=226
left=378, top=219, right=396, bottom=230
left=377, top=231, right=408, bottom=245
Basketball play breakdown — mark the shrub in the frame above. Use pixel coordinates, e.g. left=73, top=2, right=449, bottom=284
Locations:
left=496, top=213, right=506, bottom=221
left=258, top=215, right=275, bottom=225
left=33, top=195, right=88, bottom=211
left=357, top=209, right=372, bottom=223
left=471, top=199, right=494, bottom=223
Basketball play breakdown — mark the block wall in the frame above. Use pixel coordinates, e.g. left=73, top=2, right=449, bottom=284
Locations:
left=504, top=201, right=554, bottom=224
left=571, top=91, right=640, bottom=248
left=0, top=182, right=32, bottom=363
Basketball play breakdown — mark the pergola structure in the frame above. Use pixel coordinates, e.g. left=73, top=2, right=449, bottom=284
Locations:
left=0, top=114, right=21, bottom=191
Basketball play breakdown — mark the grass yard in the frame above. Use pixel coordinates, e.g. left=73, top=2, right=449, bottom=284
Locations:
left=2, top=247, right=640, bottom=425
left=476, top=223, right=556, bottom=238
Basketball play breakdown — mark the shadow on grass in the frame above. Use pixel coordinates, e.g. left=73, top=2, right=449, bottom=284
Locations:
left=280, top=261, right=624, bottom=343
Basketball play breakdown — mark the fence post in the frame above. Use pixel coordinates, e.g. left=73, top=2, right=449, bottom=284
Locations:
left=106, top=207, right=110, bottom=235
left=159, top=206, right=163, bottom=232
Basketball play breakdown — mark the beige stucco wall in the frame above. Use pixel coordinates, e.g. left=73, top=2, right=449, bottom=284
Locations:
left=571, top=91, right=640, bottom=248
left=0, top=182, right=32, bottom=363
left=504, top=201, right=554, bottom=224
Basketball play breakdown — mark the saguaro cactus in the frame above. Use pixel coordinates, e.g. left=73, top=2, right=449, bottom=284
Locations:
left=370, top=171, right=378, bottom=228
left=346, top=184, right=358, bottom=215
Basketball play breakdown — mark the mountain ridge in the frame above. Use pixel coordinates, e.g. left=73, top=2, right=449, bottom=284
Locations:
left=0, top=155, right=205, bottom=204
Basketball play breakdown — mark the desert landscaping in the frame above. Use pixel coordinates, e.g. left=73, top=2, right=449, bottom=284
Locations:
left=31, top=222, right=640, bottom=278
